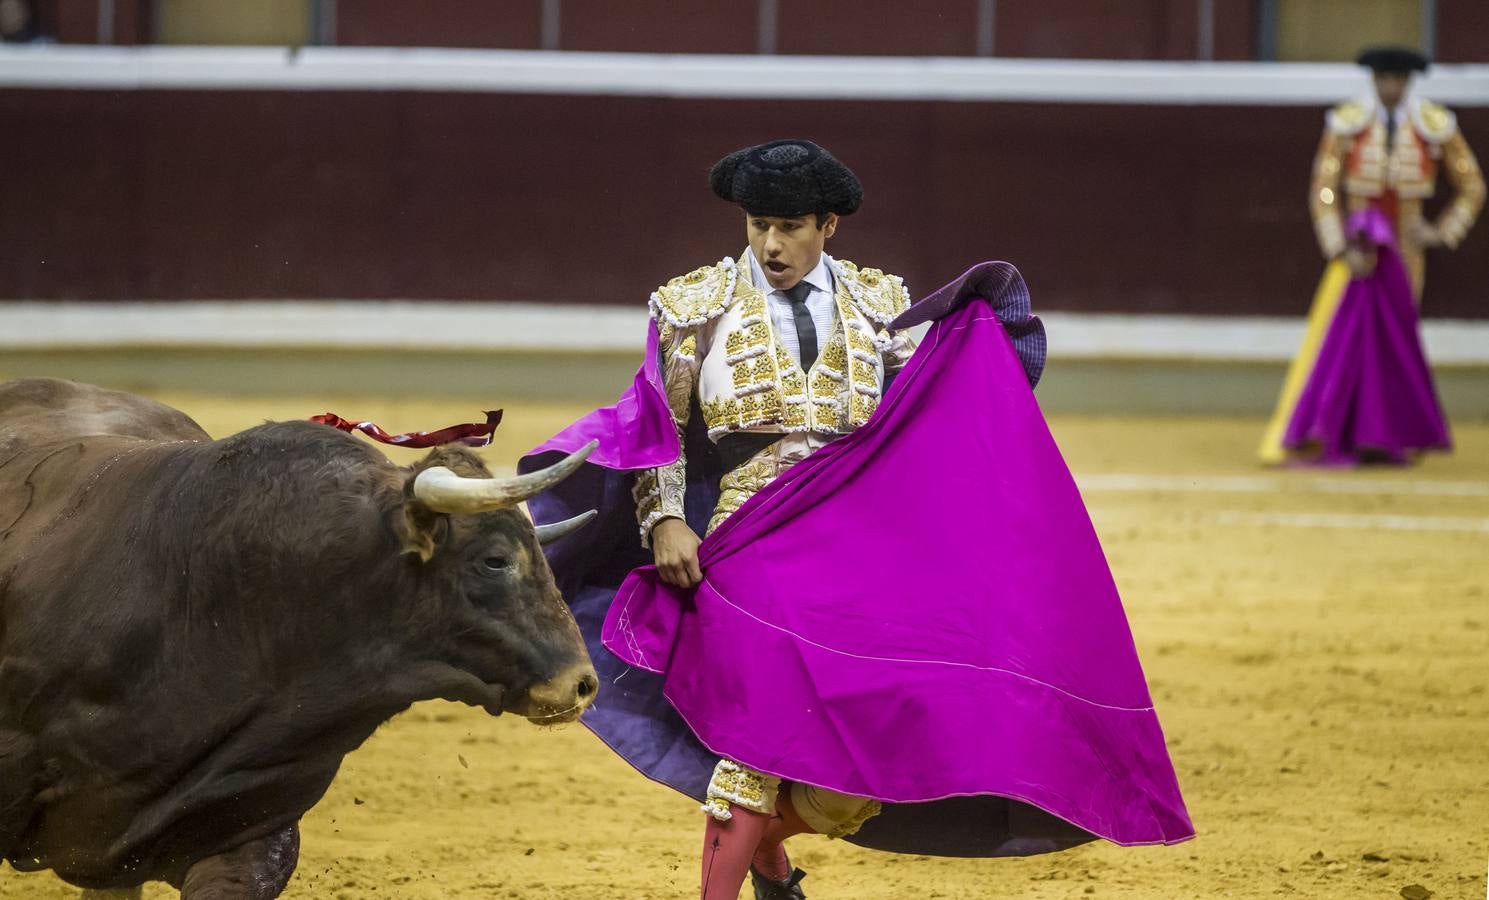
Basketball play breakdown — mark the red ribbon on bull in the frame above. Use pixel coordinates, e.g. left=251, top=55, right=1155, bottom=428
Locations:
left=310, top=410, right=503, bottom=448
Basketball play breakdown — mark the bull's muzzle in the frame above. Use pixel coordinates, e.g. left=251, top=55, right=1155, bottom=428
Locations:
left=520, top=663, right=600, bottom=724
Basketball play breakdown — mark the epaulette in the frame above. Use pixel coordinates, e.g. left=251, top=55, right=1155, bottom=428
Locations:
left=648, top=259, right=738, bottom=331
left=832, top=258, right=909, bottom=327
left=1411, top=99, right=1458, bottom=144
left=1325, top=100, right=1372, bottom=137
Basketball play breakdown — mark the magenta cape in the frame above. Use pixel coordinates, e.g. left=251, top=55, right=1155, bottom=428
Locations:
left=1277, top=208, right=1451, bottom=464
left=523, top=262, right=1193, bottom=855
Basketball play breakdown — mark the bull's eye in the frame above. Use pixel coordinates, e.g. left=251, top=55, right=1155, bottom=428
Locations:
left=482, top=556, right=511, bottom=572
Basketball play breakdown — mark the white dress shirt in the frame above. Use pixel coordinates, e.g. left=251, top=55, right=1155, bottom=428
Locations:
left=748, top=251, right=838, bottom=370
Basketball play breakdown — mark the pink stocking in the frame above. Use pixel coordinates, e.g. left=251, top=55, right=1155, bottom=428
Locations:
left=701, top=806, right=771, bottom=899
left=751, top=789, right=814, bottom=881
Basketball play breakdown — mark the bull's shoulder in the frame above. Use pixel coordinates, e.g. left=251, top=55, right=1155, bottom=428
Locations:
left=0, top=378, right=208, bottom=444
left=649, top=259, right=740, bottom=331
left=0, top=378, right=89, bottom=418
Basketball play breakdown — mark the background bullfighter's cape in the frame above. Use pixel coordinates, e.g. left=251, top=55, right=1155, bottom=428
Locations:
left=1259, top=208, right=1451, bottom=465
left=520, top=262, right=1194, bottom=856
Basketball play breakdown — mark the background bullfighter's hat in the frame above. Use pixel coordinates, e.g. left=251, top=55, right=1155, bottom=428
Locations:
left=1356, top=45, right=1429, bottom=74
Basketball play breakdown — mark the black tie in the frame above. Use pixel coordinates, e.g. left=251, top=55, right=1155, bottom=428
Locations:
left=784, top=281, right=818, bottom=371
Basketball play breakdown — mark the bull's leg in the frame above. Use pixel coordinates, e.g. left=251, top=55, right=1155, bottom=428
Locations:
left=0, top=728, right=39, bottom=861
left=79, top=889, right=143, bottom=900
left=179, top=824, right=300, bottom=900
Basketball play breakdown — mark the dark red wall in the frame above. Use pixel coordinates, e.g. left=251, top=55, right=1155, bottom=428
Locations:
left=995, top=0, right=1196, bottom=60
left=335, top=0, right=543, bottom=50
left=329, top=0, right=1265, bottom=59
left=22, top=1, right=1489, bottom=62
left=48, top=0, right=100, bottom=43
left=1436, top=0, right=1489, bottom=64
left=559, top=0, right=756, bottom=54
left=2, top=89, right=1485, bottom=318
left=1212, top=0, right=1259, bottom=61
left=777, top=1, right=981, bottom=57
left=34, top=0, right=150, bottom=44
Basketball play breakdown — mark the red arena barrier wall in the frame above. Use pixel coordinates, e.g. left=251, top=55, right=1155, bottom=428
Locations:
left=2, top=83, right=1485, bottom=318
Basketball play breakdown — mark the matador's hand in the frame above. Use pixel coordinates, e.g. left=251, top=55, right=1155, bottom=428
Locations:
left=651, top=517, right=703, bottom=588
left=1406, top=219, right=1446, bottom=249
left=1343, top=246, right=1377, bottom=279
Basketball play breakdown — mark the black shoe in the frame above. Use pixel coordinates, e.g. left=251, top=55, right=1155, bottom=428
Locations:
left=750, top=865, right=807, bottom=900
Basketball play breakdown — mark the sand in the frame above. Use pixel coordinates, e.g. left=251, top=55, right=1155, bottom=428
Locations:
left=3, top=395, right=1485, bottom=900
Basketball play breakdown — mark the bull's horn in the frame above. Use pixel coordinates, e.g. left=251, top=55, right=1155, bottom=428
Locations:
left=535, top=509, right=598, bottom=545
left=412, top=440, right=598, bottom=514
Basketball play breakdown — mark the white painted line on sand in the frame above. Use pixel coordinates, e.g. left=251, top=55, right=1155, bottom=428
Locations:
left=1077, top=473, right=1489, bottom=498
left=1206, top=510, right=1489, bottom=534
left=1094, top=507, right=1489, bottom=534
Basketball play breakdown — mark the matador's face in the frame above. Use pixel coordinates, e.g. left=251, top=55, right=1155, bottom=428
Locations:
left=746, top=212, right=838, bottom=291
left=1373, top=72, right=1410, bottom=110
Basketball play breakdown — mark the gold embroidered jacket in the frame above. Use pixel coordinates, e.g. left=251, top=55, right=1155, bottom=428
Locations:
left=633, top=252, right=915, bottom=543
left=1310, top=95, right=1484, bottom=296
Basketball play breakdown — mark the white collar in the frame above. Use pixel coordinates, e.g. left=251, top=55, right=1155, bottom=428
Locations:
left=1365, top=92, right=1415, bottom=124
left=748, top=251, right=835, bottom=296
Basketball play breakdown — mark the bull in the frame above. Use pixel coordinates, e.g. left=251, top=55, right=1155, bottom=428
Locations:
left=0, top=378, right=599, bottom=898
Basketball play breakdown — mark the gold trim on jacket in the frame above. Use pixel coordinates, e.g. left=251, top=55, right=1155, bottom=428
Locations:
left=650, top=252, right=911, bottom=439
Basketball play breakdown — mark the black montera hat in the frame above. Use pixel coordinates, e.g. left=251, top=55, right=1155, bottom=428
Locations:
left=1356, top=45, right=1429, bottom=74
left=709, top=139, right=863, bottom=217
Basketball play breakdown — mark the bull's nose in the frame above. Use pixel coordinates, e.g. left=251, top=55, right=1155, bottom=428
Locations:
left=576, top=670, right=599, bottom=705
left=525, top=663, right=599, bottom=722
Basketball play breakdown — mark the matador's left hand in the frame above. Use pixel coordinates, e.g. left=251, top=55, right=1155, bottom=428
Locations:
left=1406, top=220, right=1446, bottom=249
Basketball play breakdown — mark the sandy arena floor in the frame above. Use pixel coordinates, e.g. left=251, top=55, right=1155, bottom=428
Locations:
left=2, top=394, right=1486, bottom=900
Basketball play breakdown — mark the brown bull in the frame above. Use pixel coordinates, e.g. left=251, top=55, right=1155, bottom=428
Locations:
left=0, top=378, right=598, bottom=898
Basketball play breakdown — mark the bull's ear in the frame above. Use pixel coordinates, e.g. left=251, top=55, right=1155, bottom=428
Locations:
left=398, top=500, right=446, bottom=562
left=398, top=469, right=450, bottom=562
left=398, top=448, right=486, bottom=561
